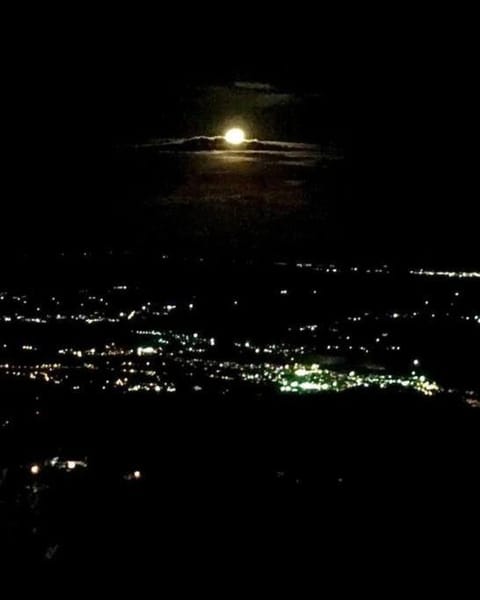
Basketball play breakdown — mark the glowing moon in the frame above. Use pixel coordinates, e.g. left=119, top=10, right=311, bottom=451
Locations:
left=225, top=128, right=246, bottom=145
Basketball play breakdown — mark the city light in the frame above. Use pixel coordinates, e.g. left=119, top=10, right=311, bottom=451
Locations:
left=0, top=270, right=478, bottom=409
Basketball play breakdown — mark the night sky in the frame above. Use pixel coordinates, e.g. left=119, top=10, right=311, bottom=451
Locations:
left=2, top=16, right=478, bottom=267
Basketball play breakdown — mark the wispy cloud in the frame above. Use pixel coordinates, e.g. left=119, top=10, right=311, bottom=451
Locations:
left=234, top=81, right=276, bottom=92
left=135, top=136, right=321, bottom=154
left=123, top=136, right=342, bottom=168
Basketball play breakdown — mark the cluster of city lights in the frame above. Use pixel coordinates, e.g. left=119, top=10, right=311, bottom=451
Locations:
left=0, top=352, right=441, bottom=398
left=27, top=457, right=144, bottom=484
left=410, top=269, right=480, bottom=279
left=0, top=289, right=196, bottom=326
left=1, top=271, right=479, bottom=406
left=273, top=264, right=480, bottom=280
left=268, top=364, right=441, bottom=396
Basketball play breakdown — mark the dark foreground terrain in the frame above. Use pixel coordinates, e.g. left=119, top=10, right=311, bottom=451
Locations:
left=1, top=383, right=479, bottom=575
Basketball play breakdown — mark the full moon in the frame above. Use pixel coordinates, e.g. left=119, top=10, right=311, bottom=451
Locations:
left=225, top=128, right=246, bottom=145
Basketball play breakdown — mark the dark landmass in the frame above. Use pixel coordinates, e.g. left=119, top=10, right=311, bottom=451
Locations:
left=1, top=380, right=479, bottom=570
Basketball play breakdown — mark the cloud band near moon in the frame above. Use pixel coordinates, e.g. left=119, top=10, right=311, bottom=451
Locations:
left=130, top=136, right=321, bottom=153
